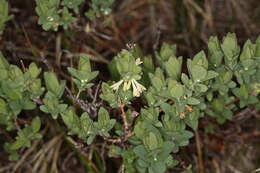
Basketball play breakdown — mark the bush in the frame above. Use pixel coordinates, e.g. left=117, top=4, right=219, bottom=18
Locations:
left=0, top=0, right=260, bottom=173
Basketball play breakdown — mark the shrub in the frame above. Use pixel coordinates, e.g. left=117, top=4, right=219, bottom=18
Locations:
left=0, top=1, right=260, bottom=172
left=0, top=32, right=260, bottom=172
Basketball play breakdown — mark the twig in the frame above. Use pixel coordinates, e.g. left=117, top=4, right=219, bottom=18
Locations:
left=153, top=27, right=161, bottom=51
left=22, top=25, right=38, bottom=59
left=118, top=95, right=128, bottom=132
left=212, top=159, right=221, bottom=173
left=185, top=0, right=213, bottom=28
left=12, top=139, right=41, bottom=173
left=149, top=0, right=157, bottom=42
left=102, top=131, right=134, bottom=144
left=227, top=164, right=243, bottom=173
left=100, top=142, right=107, bottom=172
left=14, top=118, right=21, bottom=131
left=66, top=137, right=100, bottom=173
left=39, top=52, right=53, bottom=71
left=65, top=86, right=92, bottom=115
left=20, top=59, right=26, bottom=72
left=76, top=90, right=82, bottom=99
left=62, top=152, right=75, bottom=171
left=55, top=32, right=62, bottom=68
left=63, top=48, right=109, bottom=64
left=195, top=130, right=204, bottom=173
left=118, top=163, right=125, bottom=173
left=50, top=139, right=62, bottom=173
left=32, top=98, right=43, bottom=105
left=239, top=130, right=260, bottom=139
left=66, top=136, right=84, bottom=149
left=92, top=81, right=101, bottom=104
left=0, top=164, right=15, bottom=173
left=254, top=168, right=260, bottom=173
left=128, top=111, right=139, bottom=128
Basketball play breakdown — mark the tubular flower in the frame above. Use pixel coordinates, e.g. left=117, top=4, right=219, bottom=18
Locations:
left=110, top=78, right=146, bottom=97
left=110, top=80, right=123, bottom=91
left=135, top=58, right=143, bottom=65
left=131, top=79, right=146, bottom=97
left=110, top=57, right=145, bottom=97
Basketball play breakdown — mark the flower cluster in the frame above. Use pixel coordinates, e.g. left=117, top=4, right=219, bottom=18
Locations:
left=110, top=58, right=146, bottom=97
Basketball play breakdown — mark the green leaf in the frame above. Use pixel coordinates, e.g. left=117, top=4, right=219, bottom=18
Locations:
left=0, top=0, right=12, bottom=34
left=170, top=83, right=184, bottom=99
left=39, top=105, right=48, bottom=113
left=205, top=71, right=218, bottom=81
left=165, top=56, right=182, bottom=80
left=134, top=121, right=146, bottom=139
left=23, top=100, right=36, bottom=110
left=10, top=140, right=24, bottom=150
left=210, top=98, right=224, bottom=113
left=143, top=56, right=154, bottom=72
left=151, top=76, right=163, bottom=91
left=255, top=35, right=260, bottom=56
left=0, top=98, right=8, bottom=114
left=98, top=107, right=110, bottom=127
left=80, top=112, right=94, bottom=137
left=31, top=117, right=41, bottom=133
left=150, top=161, right=166, bottom=173
left=87, top=135, right=95, bottom=145
left=28, top=63, right=41, bottom=78
left=1, top=82, right=22, bottom=100
left=0, top=52, right=9, bottom=80
left=191, top=65, right=207, bottom=82
left=144, top=132, right=158, bottom=150
left=195, top=84, right=208, bottom=93
left=181, top=73, right=190, bottom=87
left=187, top=97, right=200, bottom=105
left=208, top=36, right=223, bottom=68
left=108, top=58, right=120, bottom=81
left=160, top=43, right=176, bottom=61
left=133, top=145, right=148, bottom=159
left=221, top=33, right=240, bottom=69
left=44, top=72, right=60, bottom=95
left=240, top=40, right=254, bottom=61
left=78, top=55, right=91, bottom=72
left=192, top=51, right=208, bottom=70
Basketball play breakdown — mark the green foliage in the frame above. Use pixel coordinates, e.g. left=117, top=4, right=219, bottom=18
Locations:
left=61, top=106, right=115, bottom=144
left=85, top=0, right=114, bottom=19
left=0, top=53, right=44, bottom=130
left=61, top=0, right=84, bottom=13
left=67, top=55, right=99, bottom=92
left=35, top=0, right=77, bottom=31
left=40, top=72, right=67, bottom=119
left=1, top=33, right=260, bottom=172
left=35, top=0, right=115, bottom=31
left=0, top=0, right=13, bottom=35
left=109, top=49, right=146, bottom=97
left=4, top=117, right=42, bottom=161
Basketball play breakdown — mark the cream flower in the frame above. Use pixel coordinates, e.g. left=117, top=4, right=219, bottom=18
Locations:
left=131, top=79, right=146, bottom=97
left=110, top=57, right=145, bottom=97
left=110, top=80, right=123, bottom=91
left=123, top=80, right=131, bottom=91
left=135, top=58, right=143, bottom=65
left=110, top=78, right=146, bottom=97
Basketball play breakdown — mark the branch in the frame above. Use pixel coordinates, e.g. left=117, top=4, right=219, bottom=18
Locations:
left=118, top=95, right=128, bottom=132
left=65, top=86, right=92, bottom=115
left=101, top=131, right=134, bottom=144
left=195, top=130, right=204, bottom=173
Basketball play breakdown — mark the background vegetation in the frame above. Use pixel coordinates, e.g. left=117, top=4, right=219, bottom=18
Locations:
left=1, top=0, right=260, bottom=172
